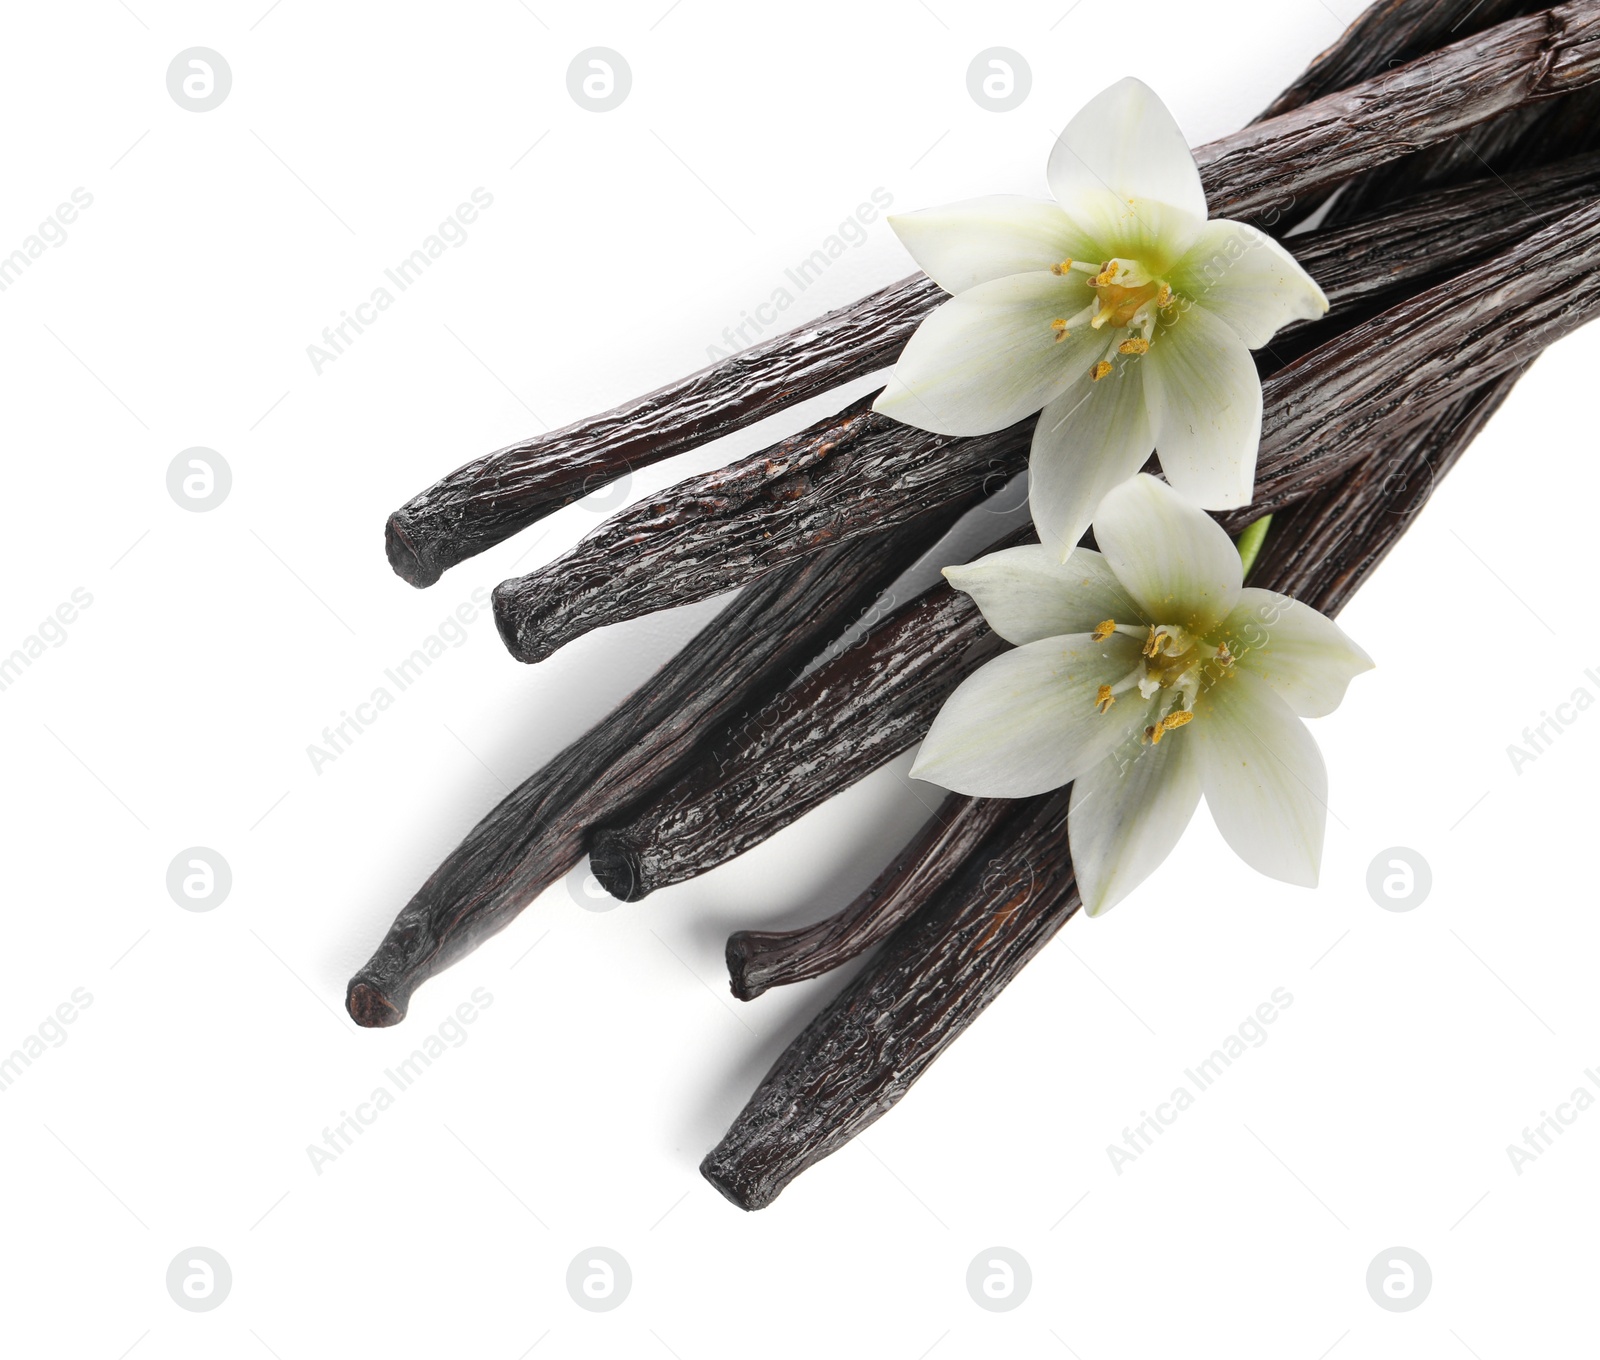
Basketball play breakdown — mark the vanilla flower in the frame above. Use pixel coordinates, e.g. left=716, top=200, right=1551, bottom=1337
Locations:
left=910, top=476, right=1371, bottom=916
left=874, top=78, right=1328, bottom=561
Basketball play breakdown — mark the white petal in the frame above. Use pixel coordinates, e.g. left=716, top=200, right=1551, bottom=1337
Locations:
left=1170, top=219, right=1329, bottom=348
left=1092, top=473, right=1242, bottom=633
left=944, top=545, right=1146, bottom=645
left=1191, top=669, right=1327, bottom=888
left=1046, top=78, right=1207, bottom=263
left=1144, top=302, right=1263, bottom=509
left=889, top=195, right=1103, bottom=295
left=873, top=272, right=1097, bottom=436
left=910, top=634, right=1151, bottom=797
left=1028, top=357, right=1156, bottom=562
left=1223, top=588, right=1374, bottom=718
left=1070, top=726, right=1201, bottom=917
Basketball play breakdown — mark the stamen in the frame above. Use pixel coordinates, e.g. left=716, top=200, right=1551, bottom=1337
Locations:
left=1091, top=263, right=1119, bottom=287
left=1161, top=709, right=1194, bottom=734
left=1091, top=619, right=1117, bottom=642
left=1118, top=337, right=1150, bottom=355
left=1048, top=259, right=1074, bottom=275
left=1050, top=317, right=1071, bottom=343
left=1142, top=626, right=1168, bottom=657
left=1091, top=360, right=1113, bottom=381
left=1143, top=724, right=1157, bottom=745
left=1156, top=283, right=1173, bottom=308
left=1095, top=684, right=1116, bottom=715
left=1214, top=640, right=1233, bottom=667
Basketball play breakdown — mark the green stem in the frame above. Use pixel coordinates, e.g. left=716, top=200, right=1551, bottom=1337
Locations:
left=1235, top=514, right=1272, bottom=579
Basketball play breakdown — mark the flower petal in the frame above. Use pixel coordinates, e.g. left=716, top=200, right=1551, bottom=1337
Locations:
left=873, top=272, right=1097, bottom=436
left=1070, top=725, right=1202, bottom=917
left=1191, top=668, right=1328, bottom=888
left=1144, top=302, right=1263, bottom=509
left=888, top=195, right=1103, bottom=295
left=1222, top=587, right=1374, bottom=718
left=1169, top=219, right=1329, bottom=348
left=1027, top=356, right=1156, bottom=562
left=1046, top=78, right=1208, bottom=262
left=1092, top=473, right=1242, bottom=633
left=910, top=634, right=1151, bottom=797
left=943, top=544, right=1146, bottom=645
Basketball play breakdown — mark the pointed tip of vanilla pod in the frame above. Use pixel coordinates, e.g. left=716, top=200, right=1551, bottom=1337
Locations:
left=491, top=579, right=558, bottom=664
left=385, top=509, right=442, bottom=589
left=587, top=831, right=651, bottom=903
left=346, top=979, right=407, bottom=1028
left=724, top=931, right=774, bottom=1002
left=698, top=1145, right=775, bottom=1212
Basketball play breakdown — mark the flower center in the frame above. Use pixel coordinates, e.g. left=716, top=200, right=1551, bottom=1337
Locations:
left=1049, top=257, right=1177, bottom=382
left=1090, top=619, right=1233, bottom=743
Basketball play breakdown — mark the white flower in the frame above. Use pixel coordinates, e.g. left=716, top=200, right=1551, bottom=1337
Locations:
left=874, top=77, right=1328, bottom=562
left=910, top=475, right=1372, bottom=916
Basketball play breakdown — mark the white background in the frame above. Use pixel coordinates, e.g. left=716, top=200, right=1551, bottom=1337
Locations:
left=1, top=1, right=1593, bottom=1356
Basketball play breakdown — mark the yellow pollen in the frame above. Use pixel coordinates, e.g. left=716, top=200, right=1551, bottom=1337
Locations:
left=1091, top=619, right=1116, bottom=642
left=1161, top=709, right=1194, bottom=733
left=1142, top=626, right=1168, bottom=657
left=1091, top=263, right=1119, bottom=287
left=1049, top=259, right=1074, bottom=275
left=1144, top=724, right=1159, bottom=745
left=1215, top=640, right=1233, bottom=666
left=1156, top=283, right=1173, bottom=307
left=1095, top=684, right=1116, bottom=715
left=1091, top=360, right=1113, bottom=382
left=1118, top=337, right=1150, bottom=355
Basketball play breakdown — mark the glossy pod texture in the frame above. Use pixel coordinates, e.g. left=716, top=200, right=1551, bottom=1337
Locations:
left=385, top=274, right=944, bottom=586
left=345, top=505, right=967, bottom=1026
left=491, top=394, right=1025, bottom=664
left=724, top=793, right=1014, bottom=1001
left=586, top=528, right=1033, bottom=902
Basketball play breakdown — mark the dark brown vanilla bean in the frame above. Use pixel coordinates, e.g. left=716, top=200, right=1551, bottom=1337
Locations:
left=497, top=156, right=1600, bottom=662
left=1258, top=0, right=1544, bottom=121
left=1317, top=71, right=1600, bottom=227
left=587, top=529, right=1034, bottom=903
left=492, top=394, right=1028, bottom=664
left=1232, top=196, right=1600, bottom=525
left=701, top=363, right=1514, bottom=1209
left=1251, top=360, right=1533, bottom=613
left=345, top=506, right=964, bottom=1026
left=701, top=791, right=1074, bottom=1211
left=384, top=273, right=944, bottom=587
left=724, top=794, right=1013, bottom=1001
left=1276, top=148, right=1600, bottom=338
left=1197, top=1, right=1600, bottom=223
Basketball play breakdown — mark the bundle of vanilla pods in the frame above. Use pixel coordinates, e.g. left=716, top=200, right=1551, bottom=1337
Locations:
left=349, top=0, right=1600, bottom=1208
